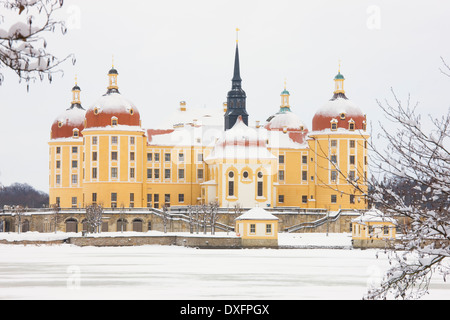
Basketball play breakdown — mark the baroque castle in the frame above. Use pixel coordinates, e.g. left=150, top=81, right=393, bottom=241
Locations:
left=49, top=41, right=369, bottom=212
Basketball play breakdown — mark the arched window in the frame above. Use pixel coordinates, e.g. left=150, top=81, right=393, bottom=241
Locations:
left=65, top=218, right=78, bottom=233
left=132, top=219, right=143, bottom=232
left=228, top=171, right=235, bottom=197
left=111, top=117, right=118, bottom=126
left=257, top=171, right=264, bottom=197
left=117, top=219, right=127, bottom=232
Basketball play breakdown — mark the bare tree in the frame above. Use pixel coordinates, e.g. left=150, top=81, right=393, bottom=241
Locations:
left=208, top=201, right=219, bottom=235
left=162, top=205, right=169, bottom=233
left=363, top=60, right=450, bottom=299
left=51, top=202, right=60, bottom=233
left=85, top=204, right=103, bottom=234
left=14, top=205, right=24, bottom=233
left=0, top=0, right=75, bottom=88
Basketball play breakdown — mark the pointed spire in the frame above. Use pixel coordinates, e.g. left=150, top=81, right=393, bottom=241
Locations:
left=232, top=42, right=242, bottom=85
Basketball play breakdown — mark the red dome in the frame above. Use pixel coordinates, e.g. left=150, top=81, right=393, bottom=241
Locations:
left=85, top=92, right=140, bottom=129
left=312, top=97, right=366, bottom=132
left=51, top=106, right=86, bottom=139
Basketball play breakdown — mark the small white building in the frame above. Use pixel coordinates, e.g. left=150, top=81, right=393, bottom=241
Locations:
left=235, top=207, right=279, bottom=247
left=352, top=208, right=397, bottom=249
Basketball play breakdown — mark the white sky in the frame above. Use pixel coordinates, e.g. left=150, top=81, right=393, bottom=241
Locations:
left=1, top=0, right=450, bottom=193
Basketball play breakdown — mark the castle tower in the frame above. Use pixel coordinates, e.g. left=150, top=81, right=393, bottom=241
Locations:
left=49, top=78, right=86, bottom=208
left=308, top=68, right=369, bottom=210
left=224, top=32, right=248, bottom=130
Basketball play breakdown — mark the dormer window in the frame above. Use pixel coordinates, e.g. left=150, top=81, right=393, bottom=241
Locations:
left=93, top=108, right=99, bottom=115
left=58, top=121, right=63, bottom=128
left=349, top=119, right=355, bottom=131
left=340, top=113, right=346, bottom=120
left=331, top=119, right=338, bottom=131
left=129, top=109, right=134, bottom=115
left=111, top=117, right=118, bottom=126
left=73, top=129, right=79, bottom=138
left=362, top=121, right=367, bottom=131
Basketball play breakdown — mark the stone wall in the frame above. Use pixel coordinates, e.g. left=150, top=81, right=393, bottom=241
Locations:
left=68, top=235, right=241, bottom=248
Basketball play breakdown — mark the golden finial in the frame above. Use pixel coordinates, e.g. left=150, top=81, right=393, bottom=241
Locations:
left=75, top=74, right=78, bottom=85
left=284, top=78, right=287, bottom=90
left=338, top=59, right=342, bottom=73
left=236, top=28, right=240, bottom=43
left=112, top=55, right=115, bottom=68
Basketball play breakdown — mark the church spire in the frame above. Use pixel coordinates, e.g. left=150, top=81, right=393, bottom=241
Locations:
left=224, top=29, right=249, bottom=131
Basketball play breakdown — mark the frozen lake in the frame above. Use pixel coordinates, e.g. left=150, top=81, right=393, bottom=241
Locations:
left=0, top=239, right=449, bottom=300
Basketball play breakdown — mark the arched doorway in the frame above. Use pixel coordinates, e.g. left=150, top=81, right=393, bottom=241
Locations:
left=117, top=219, right=127, bottom=232
left=132, top=219, right=143, bottom=232
left=65, top=218, right=78, bottom=233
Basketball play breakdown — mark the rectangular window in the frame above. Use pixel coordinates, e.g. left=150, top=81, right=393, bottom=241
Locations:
left=130, top=193, right=134, bottom=202
left=111, top=136, right=118, bottom=144
left=330, top=140, right=337, bottom=148
left=165, top=153, right=171, bottom=162
left=349, top=170, right=355, bottom=181
left=178, top=194, right=184, bottom=203
left=302, top=195, right=308, bottom=204
left=72, top=197, right=77, bottom=208
left=278, top=195, right=284, bottom=203
left=147, top=194, right=152, bottom=207
left=92, top=152, right=97, bottom=161
left=350, top=194, right=355, bottom=204
left=56, top=147, right=61, bottom=154
left=302, top=171, right=307, bottom=181
left=56, top=160, right=61, bottom=169
left=130, top=152, right=135, bottom=161
left=154, top=169, right=160, bottom=179
left=165, top=194, right=170, bottom=206
left=178, top=153, right=184, bottom=162
left=147, top=169, right=152, bottom=179
left=197, top=169, right=204, bottom=179
left=197, top=153, right=203, bottom=162
left=331, top=170, right=338, bottom=182
left=250, top=224, right=256, bottom=234
left=350, top=140, right=355, bottom=148
left=92, top=193, right=97, bottom=204
left=331, top=155, right=337, bottom=164
left=278, top=170, right=285, bottom=181
left=72, top=160, right=78, bottom=168
left=111, top=152, right=118, bottom=161
left=164, top=169, right=171, bottom=179
left=257, top=181, right=263, bottom=197
left=279, top=155, right=285, bottom=164
left=111, top=193, right=117, bottom=208
left=130, top=137, right=135, bottom=145
left=130, top=167, right=135, bottom=179
left=302, top=155, right=308, bottom=164
left=350, top=155, right=355, bottom=165
left=92, top=136, right=98, bottom=145
left=266, top=224, right=272, bottom=234
left=72, top=147, right=78, bottom=153
left=154, top=153, right=160, bottom=162
left=56, top=175, right=61, bottom=185
left=228, top=181, right=234, bottom=197
left=111, top=167, right=118, bottom=178
left=72, top=174, right=78, bottom=184
left=147, top=153, right=152, bottom=162
left=92, top=167, right=97, bottom=179
left=331, top=195, right=337, bottom=203
left=178, top=168, right=185, bottom=180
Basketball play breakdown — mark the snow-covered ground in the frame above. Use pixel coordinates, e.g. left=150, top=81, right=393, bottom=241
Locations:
left=0, top=232, right=448, bottom=300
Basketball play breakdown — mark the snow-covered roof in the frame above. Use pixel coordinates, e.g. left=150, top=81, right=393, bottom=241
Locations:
left=266, top=111, right=306, bottom=130
left=206, top=117, right=276, bottom=161
left=352, top=208, right=397, bottom=224
left=315, top=97, right=364, bottom=117
left=54, top=106, right=86, bottom=127
left=235, top=207, right=279, bottom=221
left=88, top=92, right=138, bottom=115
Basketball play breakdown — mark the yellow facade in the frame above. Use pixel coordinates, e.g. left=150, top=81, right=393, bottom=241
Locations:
left=49, top=62, right=370, bottom=211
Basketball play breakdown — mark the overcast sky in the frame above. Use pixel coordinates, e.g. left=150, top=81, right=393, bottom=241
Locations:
left=1, top=0, right=450, bottom=193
